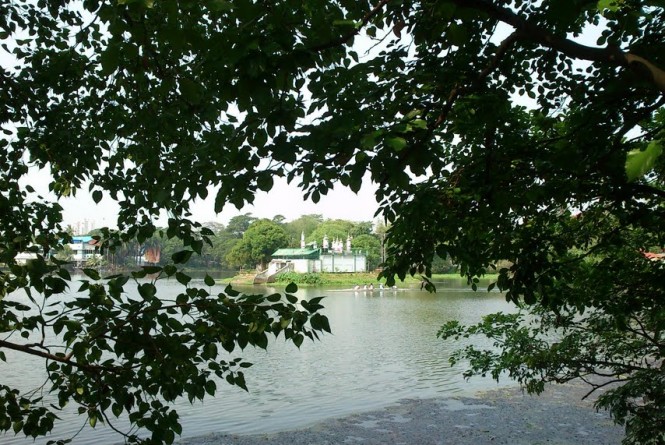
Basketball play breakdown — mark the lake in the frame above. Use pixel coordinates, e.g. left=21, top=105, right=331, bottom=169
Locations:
left=1, top=277, right=516, bottom=444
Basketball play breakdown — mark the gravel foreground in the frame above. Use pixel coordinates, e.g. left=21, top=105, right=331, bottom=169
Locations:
left=178, top=380, right=625, bottom=445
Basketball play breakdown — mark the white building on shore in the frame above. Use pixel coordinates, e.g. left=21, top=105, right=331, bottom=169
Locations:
left=69, top=235, right=101, bottom=266
left=256, top=234, right=368, bottom=283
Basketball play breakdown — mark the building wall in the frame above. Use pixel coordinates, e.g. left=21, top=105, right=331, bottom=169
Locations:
left=71, top=244, right=98, bottom=262
left=69, top=237, right=100, bottom=265
left=268, top=259, right=312, bottom=274
left=320, top=254, right=367, bottom=273
left=291, top=259, right=312, bottom=273
left=268, top=254, right=367, bottom=274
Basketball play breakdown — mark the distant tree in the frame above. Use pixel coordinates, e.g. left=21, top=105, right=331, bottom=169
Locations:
left=53, top=244, right=74, bottom=262
left=107, top=240, right=141, bottom=267
left=225, top=213, right=256, bottom=238
left=85, top=254, right=107, bottom=268
left=209, top=233, right=242, bottom=269
left=158, top=235, right=183, bottom=267
left=88, top=228, right=104, bottom=237
left=350, top=221, right=373, bottom=238
left=350, top=234, right=381, bottom=270
left=156, top=224, right=240, bottom=269
left=202, top=221, right=225, bottom=234
left=227, top=219, right=289, bottom=270
left=284, top=214, right=323, bottom=247
left=430, top=254, right=458, bottom=274
left=373, top=220, right=390, bottom=266
left=272, top=214, right=287, bottom=224
left=225, top=241, right=252, bottom=270
left=308, top=219, right=355, bottom=246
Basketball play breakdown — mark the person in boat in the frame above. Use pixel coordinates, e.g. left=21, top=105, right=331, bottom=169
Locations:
left=353, top=285, right=360, bottom=290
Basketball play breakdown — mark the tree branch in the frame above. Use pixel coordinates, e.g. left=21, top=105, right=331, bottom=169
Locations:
left=579, top=376, right=625, bottom=400
left=0, top=339, right=111, bottom=373
left=629, top=183, right=665, bottom=201
left=451, top=0, right=665, bottom=94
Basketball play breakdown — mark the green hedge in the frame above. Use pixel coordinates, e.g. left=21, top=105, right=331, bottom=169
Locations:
left=273, top=272, right=329, bottom=285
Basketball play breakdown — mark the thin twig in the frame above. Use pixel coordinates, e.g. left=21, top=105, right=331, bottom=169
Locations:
left=580, top=377, right=624, bottom=400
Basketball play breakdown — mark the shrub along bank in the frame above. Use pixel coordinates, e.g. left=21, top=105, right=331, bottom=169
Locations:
left=224, top=272, right=485, bottom=287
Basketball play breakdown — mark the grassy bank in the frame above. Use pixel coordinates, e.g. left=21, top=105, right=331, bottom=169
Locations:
left=222, top=271, right=494, bottom=287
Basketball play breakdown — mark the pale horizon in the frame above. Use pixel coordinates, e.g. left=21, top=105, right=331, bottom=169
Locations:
left=49, top=174, right=381, bottom=231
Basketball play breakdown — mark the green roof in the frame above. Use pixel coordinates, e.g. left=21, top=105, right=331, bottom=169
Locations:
left=271, top=248, right=320, bottom=259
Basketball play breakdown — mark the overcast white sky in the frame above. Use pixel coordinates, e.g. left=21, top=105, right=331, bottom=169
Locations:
left=20, top=165, right=380, bottom=228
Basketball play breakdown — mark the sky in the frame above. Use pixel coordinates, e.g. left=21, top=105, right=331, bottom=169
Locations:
left=21, top=166, right=380, bottom=229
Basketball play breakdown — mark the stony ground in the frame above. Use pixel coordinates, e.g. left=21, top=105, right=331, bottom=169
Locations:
left=179, top=380, right=625, bottom=445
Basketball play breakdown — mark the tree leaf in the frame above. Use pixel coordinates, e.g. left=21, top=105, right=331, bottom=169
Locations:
left=386, top=136, right=407, bottom=152
left=179, top=78, right=203, bottom=104
left=138, top=283, right=157, bottom=299
left=257, top=173, right=274, bottom=192
left=176, top=272, right=191, bottom=285
left=597, top=0, right=621, bottom=12
left=99, top=44, right=120, bottom=74
left=82, top=268, right=100, bottom=280
left=625, top=141, right=663, bottom=182
left=172, top=250, right=193, bottom=264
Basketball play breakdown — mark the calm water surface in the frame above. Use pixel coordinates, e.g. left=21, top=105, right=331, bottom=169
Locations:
left=2, top=277, right=516, bottom=444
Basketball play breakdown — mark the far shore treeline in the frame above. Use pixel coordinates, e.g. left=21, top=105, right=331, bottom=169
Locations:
left=63, top=213, right=460, bottom=274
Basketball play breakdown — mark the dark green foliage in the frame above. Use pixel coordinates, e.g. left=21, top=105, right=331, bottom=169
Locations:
left=283, top=214, right=324, bottom=248
left=350, top=234, right=382, bottom=270
left=226, top=219, right=290, bottom=269
left=2, top=0, right=665, bottom=443
left=0, top=266, right=328, bottom=444
left=439, top=229, right=665, bottom=445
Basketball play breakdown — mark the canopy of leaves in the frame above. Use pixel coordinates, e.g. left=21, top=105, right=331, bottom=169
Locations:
left=350, top=234, right=382, bottom=270
left=1, top=0, right=665, bottom=444
left=282, top=214, right=323, bottom=247
left=226, top=219, right=290, bottom=269
left=225, top=214, right=258, bottom=239
left=307, top=219, right=356, bottom=245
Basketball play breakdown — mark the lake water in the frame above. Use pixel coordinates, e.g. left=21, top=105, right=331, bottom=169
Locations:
left=1, top=277, right=516, bottom=444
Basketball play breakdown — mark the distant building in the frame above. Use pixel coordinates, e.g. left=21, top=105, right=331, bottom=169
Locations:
left=11, top=237, right=100, bottom=266
left=73, top=219, right=96, bottom=235
left=70, top=235, right=101, bottom=266
left=643, top=251, right=665, bottom=261
left=254, top=235, right=368, bottom=283
left=269, top=248, right=322, bottom=274
left=143, top=246, right=161, bottom=264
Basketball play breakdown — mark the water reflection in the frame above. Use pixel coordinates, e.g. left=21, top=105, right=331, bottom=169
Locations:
left=1, top=278, right=516, bottom=444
